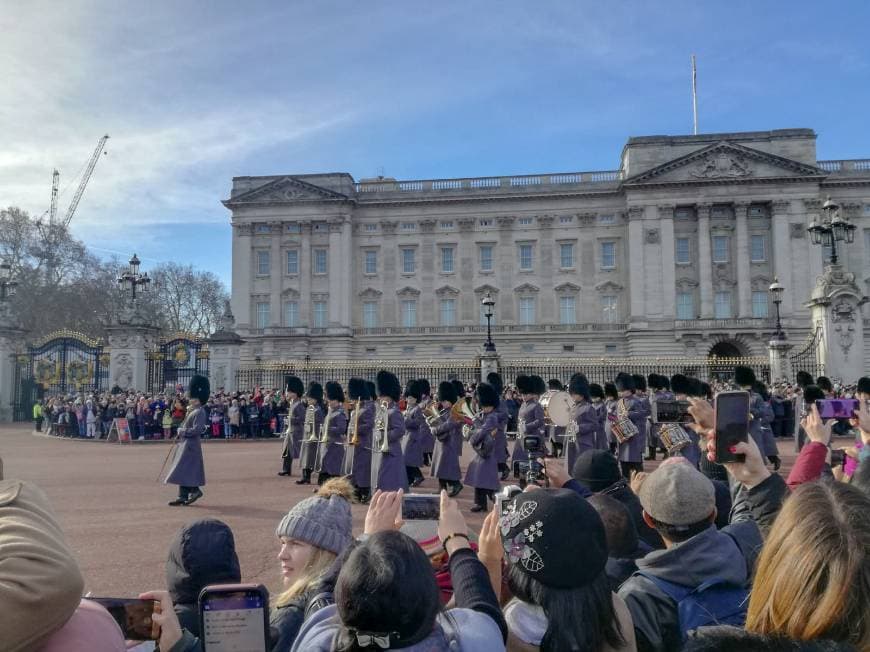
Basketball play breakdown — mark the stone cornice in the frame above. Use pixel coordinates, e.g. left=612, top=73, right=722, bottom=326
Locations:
left=771, top=200, right=791, bottom=215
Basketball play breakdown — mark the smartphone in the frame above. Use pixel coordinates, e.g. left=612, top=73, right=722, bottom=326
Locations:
left=401, top=493, right=440, bottom=520
left=830, top=448, right=846, bottom=468
left=815, top=399, right=860, bottom=420
left=651, top=399, right=694, bottom=424
left=199, top=584, right=270, bottom=652
left=89, top=598, right=157, bottom=641
left=713, top=391, right=750, bottom=464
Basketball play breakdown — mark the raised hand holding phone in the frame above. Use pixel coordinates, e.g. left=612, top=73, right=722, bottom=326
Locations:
left=801, top=404, right=833, bottom=445
left=702, top=431, right=770, bottom=489
left=364, top=489, right=404, bottom=534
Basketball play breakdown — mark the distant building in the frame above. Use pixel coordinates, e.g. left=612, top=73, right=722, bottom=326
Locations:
left=224, top=129, right=870, bottom=364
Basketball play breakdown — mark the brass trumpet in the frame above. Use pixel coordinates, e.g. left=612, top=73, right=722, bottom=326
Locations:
left=423, top=401, right=448, bottom=428
left=375, top=399, right=390, bottom=453
left=347, top=398, right=361, bottom=446
left=303, top=404, right=318, bottom=442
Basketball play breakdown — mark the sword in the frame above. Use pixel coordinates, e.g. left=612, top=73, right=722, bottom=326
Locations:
left=156, top=430, right=182, bottom=482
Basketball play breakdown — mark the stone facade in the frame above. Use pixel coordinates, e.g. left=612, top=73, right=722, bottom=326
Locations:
left=224, top=129, right=870, bottom=364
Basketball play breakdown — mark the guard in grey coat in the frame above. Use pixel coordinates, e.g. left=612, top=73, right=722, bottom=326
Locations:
left=512, top=374, right=547, bottom=474
left=296, top=382, right=324, bottom=485
left=466, top=382, right=501, bottom=512
left=430, top=380, right=463, bottom=496
left=402, top=379, right=426, bottom=487
left=342, top=378, right=374, bottom=502
left=614, top=373, right=647, bottom=478
left=487, top=372, right=510, bottom=480
left=565, top=374, right=598, bottom=471
left=371, top=370, right=408, bottom=491
left=315, top=381, right=347, bottom=484
left=278, top=376, right=306, bottom=477
left=590, top=383, right=608, bottom=450
left=417, top=378, right=435, bottom=467
left=165, top=375, right=209, bottom=506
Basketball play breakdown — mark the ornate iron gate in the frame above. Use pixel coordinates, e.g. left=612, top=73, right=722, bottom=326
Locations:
left=147, top=334, right=209, bottom=394
left=789, top=326, right=824, bottom=379
left=14, top=330, right=108, bottom=420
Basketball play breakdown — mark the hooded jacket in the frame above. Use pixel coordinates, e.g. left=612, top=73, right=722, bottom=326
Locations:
left=683, top=625, right=858, bottom=651
left=166, top=519, right=241, bottom=637
left=617, top=473, right=786, bottom=652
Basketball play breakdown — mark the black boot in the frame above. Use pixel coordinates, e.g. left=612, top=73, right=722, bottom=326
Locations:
left=295, top=469, right=312, bottom=485
left=470, top=488, right=487, bottom=512
left=449, top=482, right=464, bottom=498
left=644, top=446, right=657, bottom=461
left=185, top=488, right=203, bottom=505
left=769, top=455, right=782, bottom=471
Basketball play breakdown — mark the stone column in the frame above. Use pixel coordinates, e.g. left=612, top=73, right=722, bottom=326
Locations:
left=658, top=205, right=676, bottom=319
left=768, top=338, right=793, bottom=384
left=627, top=207, right=645, bottom=320
left=300, top=222, right=312, bottom=327
left=734, top=202, right=752, bottom=317
left=0, top=325, right=27, bottom=422
left=697, top=203, right=714, bottom=318
left=807, top=265, right=868, bottom=383
left=269, top=222, right=282, bottom=326
left=328, top=220, right=343, bottom=328
left=480, top=350, right=500, bottom=383
left=207, top=302, right=244, bottom=393
left=340, top=216, right=353, bottom=328
left=231, top=223, right=253, bottom=330
left=106, top=323, right=160, bottom=391
left=771, top=200, right=793, bottom=317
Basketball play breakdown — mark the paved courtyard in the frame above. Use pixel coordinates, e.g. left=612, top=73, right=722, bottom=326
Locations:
left=0, top=424, right=802, bottom=597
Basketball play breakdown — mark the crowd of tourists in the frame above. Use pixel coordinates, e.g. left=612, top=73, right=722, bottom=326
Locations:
left=4, top=377, right=870, bottom=651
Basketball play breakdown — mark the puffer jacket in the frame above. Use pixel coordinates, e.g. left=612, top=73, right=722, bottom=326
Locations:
left=683, top=624, right=858, bottom=651
left=166, top=519, right=241, bottom=637
left=618, top=473, right=787, bottom=652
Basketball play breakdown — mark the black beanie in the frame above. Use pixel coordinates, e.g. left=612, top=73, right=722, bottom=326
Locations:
left=500, top=489, right=608, bottom=589
left=572, top=450, right=622, bottom=493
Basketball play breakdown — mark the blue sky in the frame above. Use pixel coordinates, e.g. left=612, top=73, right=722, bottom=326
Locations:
left=3, top=1, right=869, bottom=287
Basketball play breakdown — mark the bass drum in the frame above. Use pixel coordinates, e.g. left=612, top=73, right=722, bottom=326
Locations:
left=540, top=390, right=572, bottom=427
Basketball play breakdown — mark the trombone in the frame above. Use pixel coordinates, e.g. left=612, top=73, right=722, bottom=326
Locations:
left=345, top=399, right=361, bottom=446
left=303, top=404, right=318, bottom=443
left=374, top=399, right=390, bottom=453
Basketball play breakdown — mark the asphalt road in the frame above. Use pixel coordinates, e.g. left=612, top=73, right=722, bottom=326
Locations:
left=0, top=424, right=802, bottom=598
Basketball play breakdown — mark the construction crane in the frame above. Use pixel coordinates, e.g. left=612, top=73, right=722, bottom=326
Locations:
left=53, top=134, right=110, bottom=228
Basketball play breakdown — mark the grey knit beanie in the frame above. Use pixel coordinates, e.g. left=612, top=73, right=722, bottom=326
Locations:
left=275, top=478, right=354, bottom=555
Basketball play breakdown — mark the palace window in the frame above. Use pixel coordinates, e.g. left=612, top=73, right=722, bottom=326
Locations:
left=714, top=291, right=732, bottom=319
left=560, top=215, right=573, bottom=224
left=712, top=235, right=729, bottom=263
left=559, top=243, right=574, bottom=268
left=676, top=292, right=694, bottom=320
left=559, top=296, right=576, bottom=325
left=401, top=248, right=416, bottom=274
left=675, top=237, right=691, bottom=264
left=363, top=301, right=378, bottom=328
left=256, top=302, right=270, bottom=329
left=313, top=249, right=328, bottom=274
left=600, top=295, right=618, bottom=323
left=518, top=244, right=533, bottom=271
left=286, top=223, right=301, bottom=233
left=440, top=299, right=456, bottom=326
left=600, top=242, right=616, bottom=269
left=401, top=222, right=416, bottom=231
left=752, top=291, right=769, bottom=318
left=750, top=235, right=766, bottom=262
left=518, top=217, right=533, bottom=226
left=441, top=247, right=454, bottom=273
left=256, top=250, right=270, bottom=276
left=401, top=300, right=417, bottom=327
left=519, top=297, right=536, bottom=325
left=284, top=301, right=298, bottom=327
left=598, top=214, right=615, bottom=224
left=286, top=250, right=299, bottom=275
left=364, top=223, right=377, bottom=232
left=439, top=221, right=454, bottom=229
left=479, top=245, right=494, bottom=272
left=313, top=301, right=328, bottom=328
left=480, top=218, right=493, bottom=227
left=364, top=250, right=377, bottom=274
left=255, top=224, right=272, bottom=234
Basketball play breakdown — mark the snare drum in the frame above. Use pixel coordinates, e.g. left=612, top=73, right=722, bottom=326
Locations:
left=658, top=423, right=691, bottom=453
left=607, top=413, right=638, bottom=444
left=540, top=390, right=573, bottom=427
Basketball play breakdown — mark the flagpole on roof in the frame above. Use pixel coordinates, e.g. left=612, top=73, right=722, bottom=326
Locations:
left=692, top=54, right=699, bottom=135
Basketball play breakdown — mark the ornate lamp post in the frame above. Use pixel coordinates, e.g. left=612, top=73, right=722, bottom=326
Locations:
left=769, top=277, right=785, bottom=339
left=117, top=253, right=151, bottom=302
left=481, top=292, right=496, bottom=352
left=807, top=196, right=856, bottom=266
left=0, top=261, right=18, bottom=302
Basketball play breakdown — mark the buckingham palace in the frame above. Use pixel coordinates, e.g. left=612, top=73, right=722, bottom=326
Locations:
left=224, top=128, right=870, bottom=366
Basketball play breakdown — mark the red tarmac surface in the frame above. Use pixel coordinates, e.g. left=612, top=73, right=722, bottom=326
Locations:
left=0, top=424, right=802, bottom=598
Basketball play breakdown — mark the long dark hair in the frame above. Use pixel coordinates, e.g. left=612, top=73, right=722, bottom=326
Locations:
left=507, top=564, right=625, bottom=652
left=333, top=531, right=442, bottom=651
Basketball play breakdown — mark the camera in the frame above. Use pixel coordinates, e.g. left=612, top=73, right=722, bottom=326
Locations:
left=495, top=485, right=523, bottom=515
left=651, top=399, right=694, bottom=424
left=513, top=435, right=547, bottom=487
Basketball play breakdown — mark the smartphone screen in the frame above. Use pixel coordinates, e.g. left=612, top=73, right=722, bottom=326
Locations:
left=89, top=598, right=157, bottom=641
left=652, top=400, right=694, bottom=424
left=815, top=399, right=859, bottom=420
left=200, top=587, right=269, bottom=652
left=714, top=391, right=750, bottom=464
left=401, top=493, right=440, bottom=520
left=830, top=449, right=846, bottom=467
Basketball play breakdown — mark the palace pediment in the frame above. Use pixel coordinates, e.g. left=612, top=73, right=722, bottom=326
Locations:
left=223, top=176, right=349, bottom=206
left=623, top=142, right=826, bottom=187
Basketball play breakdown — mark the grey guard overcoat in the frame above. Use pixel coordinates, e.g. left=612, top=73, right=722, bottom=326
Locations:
left=282, top=399, right=307, bottom=459
left=316, top=406, right=347, bottom=476
left=299, top=405, right=325, bottom=470
left=342, top=401, right=374, bottom=488
left=370, top=403, right=408, bottom=491
left=464, top=410, right=500, bottom=492
left=165, top=406, right=207, bottom=487
left=430, top=412, right=463, bottom=482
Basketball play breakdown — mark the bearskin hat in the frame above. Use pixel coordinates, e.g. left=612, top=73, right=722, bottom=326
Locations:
left=614, top=373, right=635, bottom=392
left=803, top=385, right=825, bottom=404
left=687, top=378, right=704, bottom=398
left=366, top=381, right=377, bottom=402
left=189, top=375, right=210, bottom=404
left=632, top=374, right=647, bottom=392
left=476, top=382, right=499, bottom=409
left=487, top=372, right=504, bottom=395
left=284, top=375, right=305, bottom=397
left=404, top=379, right=422, bottom=401
left=306, top=381, right=324, bottom=402
left=858, top=377, right=870, bottom=395
left=604, top=382, right=618, bottom=400
left=816, top=376, right=834, bottom=393
left=548, top=378, right=564, bottom=391
left=325, top=381, right=345, bottom=403
left=670, top=374, right=693, bottom=397
left=417, top=378, right=431, bottom=397
left=734, top=365, right=756, bottom=387
left=437, top=381, right=458, bottom=404
left=660, top=375, right=671, bottom=391
left=376, top=370, right=401, bottom=401
left=648, top=374, right=663, bottom=391
left=589, top=383, right=605, bottom=399
left=515, top=375, right=534, bottom=394
left=795, top=370, right=814, bottom=388
left=569, top=373, right=590, bottom=399
left=752, top=381, right=770, bottom=402
left=530, top=375, right=547, bottom=395
left=451, top=379, right=465, bottom=398
left=348, top=378, right=369, bottom=401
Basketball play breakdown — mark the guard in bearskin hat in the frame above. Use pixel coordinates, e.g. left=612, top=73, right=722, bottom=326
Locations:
left=314, top=381, right=348, bottom=486
left=613, top=372, right=647, bottom=479
left=371, top=370, right=407, bottom=491
left=278, top=375, right=306, bottom=477
left=487, top=371, right=511, bottom=480
left=512, top=374, right=548, bottom=477
left=466, top=382, right=501, bottom=512
left=417, top=378, right=435, bottom=467
left=402, top=379, right=426, bottom=487
left=296, top=382, right=325, bottom=485
left=589, top=382, right=608, bottom=451
left=164, top=375, right=209, bottom=506
left=343, top=378, right=374, bottom=502
left=429, top=380, right=464, bottom=496
left=566, top=373, right=597, bottom=470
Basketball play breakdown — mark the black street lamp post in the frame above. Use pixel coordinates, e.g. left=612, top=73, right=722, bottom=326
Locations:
left=482, top=292, right=496, bottom=352
left=0, top=261, right=18, bottom=302
left=117, top=253, right=151, bottom=302
left=807, top=196, right=856, bottom=266
left=769, top=277, right=785, bottom=339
